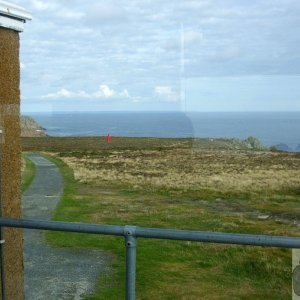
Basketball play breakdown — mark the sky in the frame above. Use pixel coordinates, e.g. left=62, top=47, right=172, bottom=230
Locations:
left=16, top=0, right=300, bottom=112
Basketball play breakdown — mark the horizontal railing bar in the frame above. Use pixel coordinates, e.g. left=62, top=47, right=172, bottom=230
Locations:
left=0, top=218, right=124, bottom=236
left=0, top=217, right=300, bottom=248
left=135, top=227, right=300, bottom=248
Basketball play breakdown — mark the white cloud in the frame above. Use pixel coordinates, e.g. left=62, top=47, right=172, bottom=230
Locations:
left=55, top=10, right=84, bottom=20
left=42, top=85, right=131, bottom=100
left=154, top=86, right=179, bottom=102
left=94, top=85, right=115, bottom=98
left=93, top=85, right=130, bottom=98
left=30, top=0, right=58, bottom=11
left=85, top=3, right=127, bottom=24
left=184, top=30, right=203, bottom=47
left=120, top=89, right=130, bottom=98
left=42, top=88, right=74, bottom=99
left=163, top=29, right=203, bottom=52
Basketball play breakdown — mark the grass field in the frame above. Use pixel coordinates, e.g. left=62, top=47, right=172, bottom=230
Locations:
left=22, top=137, right=300, bottom=299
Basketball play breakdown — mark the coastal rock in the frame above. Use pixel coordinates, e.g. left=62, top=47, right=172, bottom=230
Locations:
left=21, top=115, right=47, bottom=137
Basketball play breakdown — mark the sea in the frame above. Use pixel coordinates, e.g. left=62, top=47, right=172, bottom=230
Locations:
left=27, top=111, right=300, bottom=151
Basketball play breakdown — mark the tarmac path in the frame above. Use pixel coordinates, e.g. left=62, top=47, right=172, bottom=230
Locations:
left=22, top=153, right=110, bottom=300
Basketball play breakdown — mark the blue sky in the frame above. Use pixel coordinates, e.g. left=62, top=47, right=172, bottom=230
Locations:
left=18, top=0, right=300, bottom=112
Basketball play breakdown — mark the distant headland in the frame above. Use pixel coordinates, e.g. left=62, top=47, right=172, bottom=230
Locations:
left=21, top=115, right=47, bottom=137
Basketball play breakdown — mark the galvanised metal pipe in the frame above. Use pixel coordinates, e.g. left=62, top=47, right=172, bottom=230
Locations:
left=124, top=226, right=137, bottom=300
left=0, top=217, right=300, bottom=248
left=135, top=227, right=300, bottom=248
left=0, top=218, right=124, bottom=236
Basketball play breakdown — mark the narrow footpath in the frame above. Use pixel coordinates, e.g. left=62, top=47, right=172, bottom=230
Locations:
left=22, top=153, right=110, bottom=300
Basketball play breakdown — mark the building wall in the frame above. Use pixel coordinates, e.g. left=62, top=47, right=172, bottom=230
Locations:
left=0, top=27, right=24, bottom=300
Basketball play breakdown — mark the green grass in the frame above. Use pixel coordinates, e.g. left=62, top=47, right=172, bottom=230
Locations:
left=21, top=153, right=36, bottom=192
left=44, top=153, right=294, bottom=299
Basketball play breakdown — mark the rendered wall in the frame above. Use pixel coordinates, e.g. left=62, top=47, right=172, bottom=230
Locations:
left=0, top=27, right=24, bottom=299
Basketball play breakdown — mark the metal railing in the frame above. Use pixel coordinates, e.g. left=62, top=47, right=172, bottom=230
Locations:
left=0, top=217, right=300, bottom=299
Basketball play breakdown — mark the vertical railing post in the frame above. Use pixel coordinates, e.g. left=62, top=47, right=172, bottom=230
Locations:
left=124, top=226, right=137, bottom=300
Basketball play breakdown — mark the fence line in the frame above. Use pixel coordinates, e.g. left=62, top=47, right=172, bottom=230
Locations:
left=0, top=217, right=300, bottom=299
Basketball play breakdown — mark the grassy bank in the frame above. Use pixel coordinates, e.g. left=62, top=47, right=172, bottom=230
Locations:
left=21, top=154, right=36, bottom=192
left=35, top=137, right=300, bottom=299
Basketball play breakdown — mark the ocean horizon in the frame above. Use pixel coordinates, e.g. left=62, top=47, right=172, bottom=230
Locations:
left=26, top=111, right=300, bottom=151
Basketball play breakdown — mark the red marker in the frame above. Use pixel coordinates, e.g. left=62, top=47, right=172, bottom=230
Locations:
left=106, top=133, right=112, bottom=143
